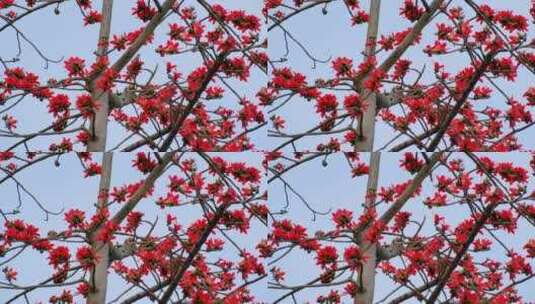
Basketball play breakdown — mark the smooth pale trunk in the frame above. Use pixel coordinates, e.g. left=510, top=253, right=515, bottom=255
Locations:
left=354, top=0, right=380, bottom=153
left=87, top=4, right=113, bottom=302
left=87, top=153, right=113, bottom=304
left=87, top=0, right=113, bottom=152
left=356, top=152, right=381, bottom=304
left=87, top=92, right=110, bottom=152
left=354, top=1, right=381, bottom=303
left=87, top=241, right=110, bottom=304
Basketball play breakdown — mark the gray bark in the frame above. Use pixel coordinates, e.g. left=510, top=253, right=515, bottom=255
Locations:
left=356, top=152, right=381, bottom=304
left=87, top=152, right=113, bottom=304
left=354, top=0, right=381, bottom=152
left=87, top=0, right=113, bottom=152
left=354, top=1, right=381, bottom=303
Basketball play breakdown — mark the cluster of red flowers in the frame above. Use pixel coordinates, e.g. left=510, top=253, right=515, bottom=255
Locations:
left=331, top=57, right=353, bottom=77
left=111, top=27, right=154, bottom=51
left=84, top=10, right=102, bottom=26
left=400, top=0, right=424, bottom=22
left=95, top=68, right=118, bottom=92
left=3, top=220, right=41, bottom=245
left=2, top=67, right=51, bottom=100
left=132, top=0, right=156, bottom=22
left=400, top=152, right=423, bottom=174
left=0, top=0, right=14, bottom=9
left=226, top=10, right=262, bottom=33
left=49, top=290, right=74, bottom=304
left=64, top=57, right=86, bottom=77
left=75, top=94, right=99, bottom=118
left=48, top=94, right=71, bottom=117
left=132, top=152, right=157, bottom=174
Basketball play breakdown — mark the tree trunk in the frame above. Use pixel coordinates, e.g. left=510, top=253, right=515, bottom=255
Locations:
left=354, top=1, right=381, bottom=303
left=354, top=0, right=381, bottom=152
left=86, top=2, right=114, bottom=302
left=356, top=152, right=381, bottom=304
left=87, top=0, right=113, bottom=152
left=87, top=152, right=113, bottom=304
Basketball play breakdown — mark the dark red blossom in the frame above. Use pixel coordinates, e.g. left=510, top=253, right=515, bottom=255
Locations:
left=48, top=94, right=70, bottom=117
left=64, top=57, right=85, bottom=77
left=132, top=152, right=157, bottom=174
left=316, top=246, right=338, bottom=268
left=332, top=209, right=353, bottom=229
left=132, top=0, right=156, bottom=22
left=48, top=246, right=70, bottom=268
left=400, top=0, right=424, bottom=22
left=64, top=209, right=86, bottom=230
left=84, top=10, right=102, bottom=25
